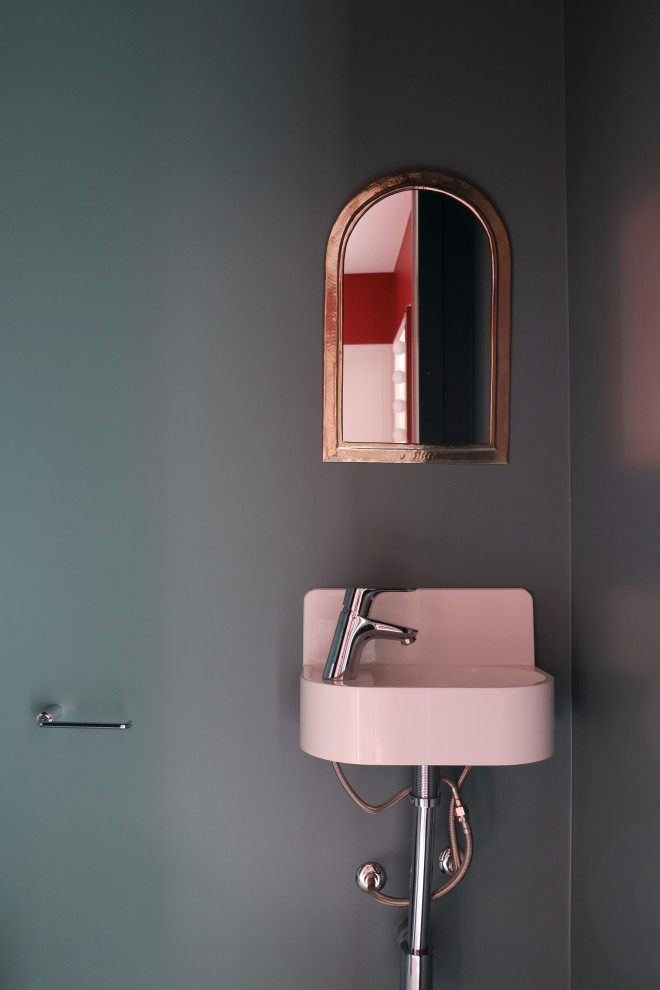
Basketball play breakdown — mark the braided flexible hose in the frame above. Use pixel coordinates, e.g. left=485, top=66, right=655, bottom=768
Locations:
left=332, top=762, right=473, bottom=907
left=332, top=761, right=412, bottom=813
left=366, top=809, right=472, bottom=907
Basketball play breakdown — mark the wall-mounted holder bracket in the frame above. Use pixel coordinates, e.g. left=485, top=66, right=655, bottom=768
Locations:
left=355, top=862, right=387, bottom=893
left=36, top=704, right=132, bottom=729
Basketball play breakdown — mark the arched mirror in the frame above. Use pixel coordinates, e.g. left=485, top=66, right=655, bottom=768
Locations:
left=323, top=171, right=511, bottom=463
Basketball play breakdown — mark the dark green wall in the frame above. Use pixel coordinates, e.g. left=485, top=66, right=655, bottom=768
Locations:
left=0, top=2, right=570, bottom=987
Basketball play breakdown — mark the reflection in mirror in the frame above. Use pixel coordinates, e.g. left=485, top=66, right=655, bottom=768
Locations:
left=324, top=171, right=511, bottom=464
left=342, top=189, right=492, bottom=445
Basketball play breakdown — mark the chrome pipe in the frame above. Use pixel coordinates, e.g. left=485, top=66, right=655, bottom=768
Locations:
left=400, top=950, right=433, bottom=990
left=401, top=765, right=439, bottom=990
left=408, top=801, right=435, bottom=953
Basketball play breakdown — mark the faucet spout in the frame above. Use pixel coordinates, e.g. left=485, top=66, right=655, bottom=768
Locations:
left=323, top=588, right=417, bottom=682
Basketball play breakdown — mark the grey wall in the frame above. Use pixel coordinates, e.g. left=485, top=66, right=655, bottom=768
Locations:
left=0, top=2, right=571, bottom=988
left=566, top=3, right=660, bottom=987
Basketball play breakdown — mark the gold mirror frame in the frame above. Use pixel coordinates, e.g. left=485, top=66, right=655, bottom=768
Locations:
left=323, top=171, right=511, bottom=463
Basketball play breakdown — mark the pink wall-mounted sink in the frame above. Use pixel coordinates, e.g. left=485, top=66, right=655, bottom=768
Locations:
left=300, top=589, right=554, bottom=766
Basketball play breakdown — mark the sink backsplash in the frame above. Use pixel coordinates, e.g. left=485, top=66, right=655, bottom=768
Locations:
left=303, top=588, right=535, bottom=669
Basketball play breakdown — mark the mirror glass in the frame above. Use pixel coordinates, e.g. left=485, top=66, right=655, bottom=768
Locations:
left=342, top=189, right=492, bottom=445
left=323, top=172, right=511, bottom=464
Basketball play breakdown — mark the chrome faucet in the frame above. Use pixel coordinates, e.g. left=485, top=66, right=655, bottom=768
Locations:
left=323, top=588, right=418, bottom=682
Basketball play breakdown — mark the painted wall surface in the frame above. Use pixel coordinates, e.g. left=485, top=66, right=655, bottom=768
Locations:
left=566, top=3, right=660, bottom=987
left=0, top=2, right=570, bottom=988
left=344, top=274, right=398, bottom=343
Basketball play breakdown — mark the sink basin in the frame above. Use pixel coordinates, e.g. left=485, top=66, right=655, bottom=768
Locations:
left=300, top=588, right=554, bottom=766
left=301, top=662, right=553, bottom=765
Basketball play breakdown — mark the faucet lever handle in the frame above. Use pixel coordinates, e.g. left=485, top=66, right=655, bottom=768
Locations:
left=344, top=587, right=416, bottom=616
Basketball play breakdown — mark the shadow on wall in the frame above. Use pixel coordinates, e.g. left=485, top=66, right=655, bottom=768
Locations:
left=575, top=585, right=660, bottom=978
left=603, top=587, right=660, bottom=773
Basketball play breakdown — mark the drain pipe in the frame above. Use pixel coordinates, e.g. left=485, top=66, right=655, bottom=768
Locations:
left=335, top=760, right=473, bottom=985
left=400, top=766, right=441, bottom=990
